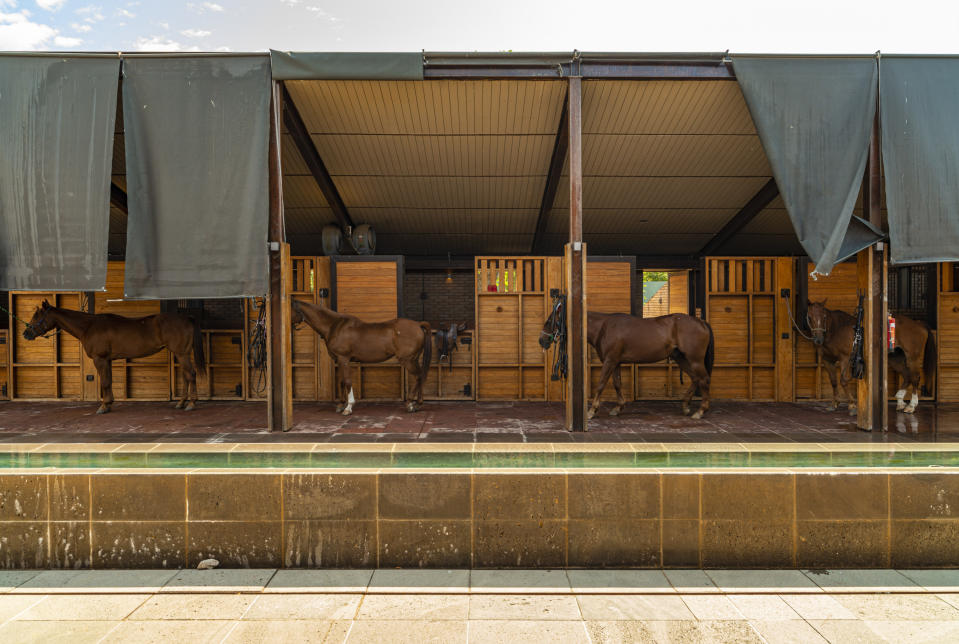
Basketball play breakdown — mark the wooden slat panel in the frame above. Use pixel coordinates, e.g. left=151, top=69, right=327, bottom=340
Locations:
left=335, top=261, right=398, bottom=321
left=521, top=295, right=546, bottom=364
left=0, top=330, right=7, bottom=399
left=587, top=262, right=631, bottom=313
left=710, top=367, right=749, bottom=399
left=668, top=272, right=688, bottom=314
left=11, top=292, right=84, bottom=399
left=477, top=366, right=520, bottom=399
left=709, top=295, right=748, bottom=364
left=477, top=296, right=519, bottom=365
left=522, top=367, right=546, bottom=400
left=751, top=295, right=775, bottom=364
left=636, top=364, right=671, bottom=399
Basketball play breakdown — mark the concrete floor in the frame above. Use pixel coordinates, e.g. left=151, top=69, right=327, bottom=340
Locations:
left=0, top=399, right=956, bottom=444
left=2, top=569, right=959, bottom=642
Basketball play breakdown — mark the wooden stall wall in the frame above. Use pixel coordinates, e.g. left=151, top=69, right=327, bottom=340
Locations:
left=706, top=257, right=785, bottom=401
left=474, top=256, right=562, bottom=401
left=794, top=261, right=859, bottom=400
left=8, top=292, right=85, bottom=400
left=939, top=263, right=959, bottom=401
left=586, top=258, right=635, bottom=402
left=668, top=271, right=689, bottom=315
left=422, top=329, right=474, bottom=401
left=332, top=256, right=405, bottom=400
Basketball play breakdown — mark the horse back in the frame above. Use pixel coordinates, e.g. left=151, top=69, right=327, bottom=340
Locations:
left=84, top=312, right=193, bottom=360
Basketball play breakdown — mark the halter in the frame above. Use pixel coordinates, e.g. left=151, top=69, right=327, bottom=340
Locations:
left=0, top=302, right=62, bottom=339
left=542, top=294, right=568, bottom=381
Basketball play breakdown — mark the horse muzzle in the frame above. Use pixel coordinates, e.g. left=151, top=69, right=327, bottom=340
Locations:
left=22, top=328, right=36, bottom=341
left=812, top=335, right=824, bottom=346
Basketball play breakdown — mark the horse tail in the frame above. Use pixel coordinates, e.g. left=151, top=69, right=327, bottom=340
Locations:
left=419, top=322, right=432, bottom=382
left=704, top=321, right=715, bottom=376
left=191, top=317, right=206, bottom=371
left=923, top=326, right=937, bottom=396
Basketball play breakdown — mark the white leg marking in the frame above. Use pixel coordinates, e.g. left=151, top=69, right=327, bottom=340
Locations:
left=343, top=387, right=355, bottom=415
left=904, top=393, right=919, bottom=413
left=896, top=389, right=907, bottom=410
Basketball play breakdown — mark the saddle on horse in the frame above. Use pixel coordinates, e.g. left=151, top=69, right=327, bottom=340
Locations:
left=435, top=322, right=467, bottom=372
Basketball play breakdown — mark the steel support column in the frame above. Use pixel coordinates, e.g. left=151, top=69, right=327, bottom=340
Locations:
left=857, top=109, right=887, bottom=431
left=268, top=80, right=293, bottom=432
left=566, top=76, right=588, bottom=432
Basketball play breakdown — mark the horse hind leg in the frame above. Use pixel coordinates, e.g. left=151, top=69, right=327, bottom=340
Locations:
left=588, top=360, right=617, bottom=420
left=175, top=352, right=198, bottom=411
left=94, top=357, right=113, bottom=414
left=904, top=364, right=921, bottom=414
left=608, top=367, right=626, bottom=416
left=400, top=357, right=421, bottom=413
left=340, top=362, right=356, bottom=416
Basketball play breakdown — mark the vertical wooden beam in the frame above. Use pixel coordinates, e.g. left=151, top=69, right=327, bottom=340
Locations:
left=775, top=257, right=795, bottom=402
left=566, top=76, right=588, bottom=431
left=857, top=108, right=887, bottom=431
left=268, top=81, right=293, bottom=432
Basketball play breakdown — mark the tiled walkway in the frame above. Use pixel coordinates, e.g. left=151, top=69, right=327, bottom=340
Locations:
left=2, top=569, right=959, bottom=642
left=1, top=400, right=956, bottom=444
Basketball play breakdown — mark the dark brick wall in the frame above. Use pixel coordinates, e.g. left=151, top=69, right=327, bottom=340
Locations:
left=403, top=271, right=475, bottom=325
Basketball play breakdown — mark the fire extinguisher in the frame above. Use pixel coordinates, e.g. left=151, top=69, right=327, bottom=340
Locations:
left=888, top=314, right=896, bottom=350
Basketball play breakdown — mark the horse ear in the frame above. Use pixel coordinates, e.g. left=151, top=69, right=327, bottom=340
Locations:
left=822, top=297, right=828, bottom=306
left=806, top=299, right=812, bottom=307
left=41, top=299, right=49, bottom=309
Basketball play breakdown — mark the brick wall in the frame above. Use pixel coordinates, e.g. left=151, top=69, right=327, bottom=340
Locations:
left=403, top=271, right=475, bottom=326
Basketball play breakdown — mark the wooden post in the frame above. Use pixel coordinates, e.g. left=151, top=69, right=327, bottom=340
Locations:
left=775, top=257, right=795, bottom=402
left=566, top=76, right=588, bottom=431
left=857, top=109, right=887, bottom=431
left=268, top=81, right=293, bottom=432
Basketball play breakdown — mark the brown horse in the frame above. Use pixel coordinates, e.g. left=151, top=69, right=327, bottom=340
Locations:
left=292, top=299, right=432, bottom=415
left=540, top=308, right=714, bottom=419
left=23, top=300, right=205, bottom=414
left=805, top=300, right=936, bottom=414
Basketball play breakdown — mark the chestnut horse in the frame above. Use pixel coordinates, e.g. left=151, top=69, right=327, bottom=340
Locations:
left=805, top=300, right=936, bottom=414
left=23, top=300, right=205, bottom=414
left=292, top=299, right=432, bottom=415
left=540, top=309, right=714, bottom=419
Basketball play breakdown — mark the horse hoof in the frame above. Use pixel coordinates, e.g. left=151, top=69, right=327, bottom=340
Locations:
left=174, top=400, right=185, bottom=410
left=896, top=403, right=906, bottom=411
left=904, top=406, right=916, bottom=414
left=342, top=409, right=353, bottom=417
left=609, top=408, right=620, bottom=417
left=587, top=409, right=596, bottom=420
left=184, top=402, right=196, bottom=412
left=691, top=411, right=704, bottom=420
left=96, top=406, right=110, bottom=415
left=406, top=403, right=417, bottom=413
left=828, top=404, right=839, bottom=412
left=335, top=405, right=345, bottom=413
left=848, top=407, right=858, bottom=417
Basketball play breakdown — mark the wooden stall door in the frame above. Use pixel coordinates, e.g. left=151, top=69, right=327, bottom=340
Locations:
left=794, top=261, right=858, bottom=400
left=333, top=256, right=404, bottom=400
left=634, top=270, right=690, bottom=400
left=9, top=292, right=84, bottom=400
left=0, top=329, right=8, bottom=400
left=586, top=258, right=634, bottom=402
left=939, top=263, right=959, bottom=401
left=706, top=257, right=778, bottom=401
left=95, top=261, right=171, bottom=401
left=422, top=329, right=475, bottom=401
left=475, top=257, right=560, bottom=401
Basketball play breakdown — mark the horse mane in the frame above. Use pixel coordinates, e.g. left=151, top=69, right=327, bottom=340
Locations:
left=828, top=308, right=856, bottom=328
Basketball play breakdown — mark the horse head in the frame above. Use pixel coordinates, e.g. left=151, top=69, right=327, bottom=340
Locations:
left=539, top=297, right=565, bottom=350
left=291, top=299, right=305, bottom=327
left=806, top=299, right=829, bottom=346
left=23, top=299, right=54, bottom=341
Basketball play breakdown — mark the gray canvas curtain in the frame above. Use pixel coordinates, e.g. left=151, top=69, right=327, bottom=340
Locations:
left=732, top=56, right=878, bottom=276
left=270, top=50, right=423, bottom=80
left=122, top=55, right=270, bottom=299
left=0, top=55, right=119, bottom=291
left=881, top=56, right=959, bottom=264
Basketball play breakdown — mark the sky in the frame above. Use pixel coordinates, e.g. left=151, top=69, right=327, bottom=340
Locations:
left=1, top=0, right=959, bottom=53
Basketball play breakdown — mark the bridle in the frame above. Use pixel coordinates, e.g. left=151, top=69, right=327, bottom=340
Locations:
left=542, top=295, right=568, bottom=381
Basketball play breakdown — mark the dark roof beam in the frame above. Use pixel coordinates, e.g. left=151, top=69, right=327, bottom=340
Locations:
left=110, top=181, right=128, bottom=214
left=697, top=178, right=779, bottom=257
left=530, top=91, right=569, bottom=254
left=280, top=83, right=354, bottom=231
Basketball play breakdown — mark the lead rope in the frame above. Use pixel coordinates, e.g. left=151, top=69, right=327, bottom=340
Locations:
left=548, top=295, right=568, bottom=381
left=0, top=302, right=64, bottom=339
left=784, top=296, right=816, bottom=342
left=247, top=298, right=268, bottom=396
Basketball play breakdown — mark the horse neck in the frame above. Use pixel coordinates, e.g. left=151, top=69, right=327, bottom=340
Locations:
left=48, top=307, right=94, bottom=339
left=302, top=302, right=345, bottom=338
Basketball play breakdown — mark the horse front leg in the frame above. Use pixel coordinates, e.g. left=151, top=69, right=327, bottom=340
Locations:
left=339, top=361, right=356, bottom=416
left=820, top=357, right=841, bottom=411
left=904, top=362, right=922, bottom=414
left=838, top=355, right=857, bottom=416
left=94, top=357, right=113, bottom=414
left=689, top=364, right=711, bottom=420
left=399, top=357, right=421, bottom=413
left=588, top=359, right=616, bottom=420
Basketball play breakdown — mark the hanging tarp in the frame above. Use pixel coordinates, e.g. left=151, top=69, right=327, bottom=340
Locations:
left=732, top=56, right=878, bottom=276
left=835, top=216, right=887, bottom=265
left=880, top=56, right=959, bottom=264
left=122, top=55, right=270, bottom=299
left=270, top=50, right=423, bottom=80
left=0, top=55, right=119, bottom=291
